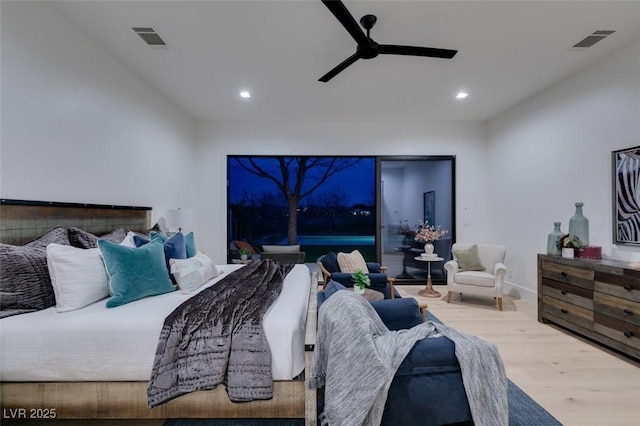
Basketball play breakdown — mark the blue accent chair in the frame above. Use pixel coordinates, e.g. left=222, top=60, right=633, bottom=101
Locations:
left=316, top=252, right=397, bottom=299
left=317, top=280, right=473, bottom=426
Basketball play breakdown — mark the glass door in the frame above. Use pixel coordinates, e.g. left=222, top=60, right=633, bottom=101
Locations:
left=377, top=156, right=456, bottom=283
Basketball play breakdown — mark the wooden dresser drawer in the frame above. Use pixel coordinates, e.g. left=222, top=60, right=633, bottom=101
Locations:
left=540, top=260, right=594, bottom=291
left=594, top=313, right=640, bottom=351
left=541, top=280, right=593, bottom=311
left=542, top=295, right=594, bottom=330
left=595, top=270, right=640, bottom=303
left=594, top=292, right=640, bottom=327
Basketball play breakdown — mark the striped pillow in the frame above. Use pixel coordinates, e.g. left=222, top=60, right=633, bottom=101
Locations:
left=337, top=250, right=369, bottom=273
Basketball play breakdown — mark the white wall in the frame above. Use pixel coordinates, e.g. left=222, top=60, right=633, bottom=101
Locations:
left=487, top=38, right=640, bottom=301
left=8, top=3, right=636, bottom=305
left=0, top=1, right=197, bottom=226
left=195, top=120, right=490, bottom=262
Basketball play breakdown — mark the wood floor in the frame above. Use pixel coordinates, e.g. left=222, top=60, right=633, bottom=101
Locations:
left=396, top=284, right=640, bottom=426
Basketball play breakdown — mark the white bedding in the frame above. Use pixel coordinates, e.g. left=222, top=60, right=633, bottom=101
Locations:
left=0, top=263, right=311, bottom=382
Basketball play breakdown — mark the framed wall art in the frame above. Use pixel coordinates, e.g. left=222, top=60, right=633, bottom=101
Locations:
left=423, top=190, right=435, bottom=226
left=613, top=145, right=640, bottom=245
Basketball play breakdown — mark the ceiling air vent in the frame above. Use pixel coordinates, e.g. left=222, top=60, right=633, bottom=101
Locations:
left=132, top=27, right=166, bottom=46
left=572, top=30, right=615, bottom=48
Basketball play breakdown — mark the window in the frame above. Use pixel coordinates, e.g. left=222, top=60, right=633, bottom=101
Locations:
left=227, top=156, right=376, bottom=262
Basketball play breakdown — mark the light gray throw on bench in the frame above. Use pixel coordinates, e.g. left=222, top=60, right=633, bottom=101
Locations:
left=309, top=291, right=508, bottom=426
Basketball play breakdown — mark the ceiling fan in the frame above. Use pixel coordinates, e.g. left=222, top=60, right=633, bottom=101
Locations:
left=319, top=0, right=458, bottom=82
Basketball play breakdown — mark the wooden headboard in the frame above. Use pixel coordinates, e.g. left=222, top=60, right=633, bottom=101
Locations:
left=0, top=199, right=151, bottom=245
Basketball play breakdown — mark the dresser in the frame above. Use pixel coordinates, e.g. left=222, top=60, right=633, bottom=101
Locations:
left=538, top=254, right=640, bottom=361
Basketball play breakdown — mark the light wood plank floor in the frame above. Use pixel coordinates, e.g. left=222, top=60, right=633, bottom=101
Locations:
left=396, top=284, right=640, bottom=426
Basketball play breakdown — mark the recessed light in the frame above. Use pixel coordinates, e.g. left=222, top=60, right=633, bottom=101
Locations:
left=239, top=91, right=251, bottom=98
left=456, top=92, right=469, bottom=99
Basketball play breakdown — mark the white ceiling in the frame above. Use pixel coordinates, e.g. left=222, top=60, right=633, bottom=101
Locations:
left=49, top=0, right=640, bottom=122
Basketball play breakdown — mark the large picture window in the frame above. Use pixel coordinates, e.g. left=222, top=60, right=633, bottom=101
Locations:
left=227, top=156, right=376, bottom=262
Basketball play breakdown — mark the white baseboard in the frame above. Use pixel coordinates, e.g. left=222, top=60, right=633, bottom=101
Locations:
left=504, top=280, right=537, bottom=304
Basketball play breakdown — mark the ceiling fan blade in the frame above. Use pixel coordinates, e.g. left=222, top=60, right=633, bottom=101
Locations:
left=319, top=52, right=361, bottom=82
left=321, top=0, right=369, bottom=46
left=379, top=44, right=458, bottom=59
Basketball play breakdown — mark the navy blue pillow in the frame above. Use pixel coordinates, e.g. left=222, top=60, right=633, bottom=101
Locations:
left=325, top=279, right=347, bottom=298
left=147, top=231, right=196, bottom=257
left=134, top=232, right=187, bottom=273
left=322, top=251, right=340, bottom=273
left=318, top=279, right=348, bottom=307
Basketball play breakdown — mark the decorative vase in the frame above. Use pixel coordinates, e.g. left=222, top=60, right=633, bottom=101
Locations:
left=240, top=254, right=248, bottom=261
left=354, top=285, right=365, bottom=295
left=547, top=222, right=564, bottom=255
left=562, top=247, right=575, bottom=258
left=569, top=202, right=589, bottom=246
left=424, top=243, right=434, bottom=255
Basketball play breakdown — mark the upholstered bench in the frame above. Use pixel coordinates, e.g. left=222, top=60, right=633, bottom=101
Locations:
left=317, top=280, right=472, bottom=426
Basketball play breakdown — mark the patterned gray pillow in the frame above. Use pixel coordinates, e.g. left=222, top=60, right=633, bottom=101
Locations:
left=68, top=227, right=129, bottom=249
left=0, top=227, right=70, bottom=318
left=23, top=226, right=70, bottom=248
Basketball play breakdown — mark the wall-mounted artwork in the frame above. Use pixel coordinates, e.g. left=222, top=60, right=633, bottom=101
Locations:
left=423, top=191, right=435, bottom=226
left=613, top=146, right=640, bottom=245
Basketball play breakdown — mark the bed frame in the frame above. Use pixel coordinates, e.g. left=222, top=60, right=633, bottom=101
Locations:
left=0, top=199, right=318, bottom=425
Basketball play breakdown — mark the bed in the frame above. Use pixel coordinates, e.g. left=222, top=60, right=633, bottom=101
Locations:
left=0, top=199, right=318, bottom=424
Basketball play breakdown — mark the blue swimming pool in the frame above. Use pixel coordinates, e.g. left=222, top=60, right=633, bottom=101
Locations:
left=295, top=235, right=375, bottom=245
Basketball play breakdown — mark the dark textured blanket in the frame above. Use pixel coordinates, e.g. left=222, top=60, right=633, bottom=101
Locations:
left=148, top=260, right=293, bottom=407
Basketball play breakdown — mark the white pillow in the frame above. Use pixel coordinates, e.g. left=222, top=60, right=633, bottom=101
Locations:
left=170, top=252, right=221, bottom=294
left=261, top=244, right=300, bottom=253
left=337, top=249, right=369, bottom=273
left=119, top=231, right=138, bottom=248
left=46, top=243, right=110, bottom=312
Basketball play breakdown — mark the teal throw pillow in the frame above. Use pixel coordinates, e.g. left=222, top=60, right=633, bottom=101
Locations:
left=99, top=239, right=176, bottom=308
left=452, top=244, right=486, bottom=272
left=184, top=232, right=196, bottom=258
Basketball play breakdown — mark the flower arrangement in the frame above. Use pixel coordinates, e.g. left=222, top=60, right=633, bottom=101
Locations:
left=414, top=222, right=449, bottom=243
left=351, top=269, right=371, bottom=291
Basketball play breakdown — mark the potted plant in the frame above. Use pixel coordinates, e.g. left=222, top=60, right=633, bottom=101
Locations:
left=557, top=234, right=583, bottom=258
left=351, top=269, right=371, bottom=295
left=238, top=248, right=251, bottom=261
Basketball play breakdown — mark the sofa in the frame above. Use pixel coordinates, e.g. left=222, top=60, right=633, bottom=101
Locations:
left=317, top=280, right=472, bottom=426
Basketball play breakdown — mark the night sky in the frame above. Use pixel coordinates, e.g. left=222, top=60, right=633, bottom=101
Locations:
left=228, top=156, right=376, bottom=206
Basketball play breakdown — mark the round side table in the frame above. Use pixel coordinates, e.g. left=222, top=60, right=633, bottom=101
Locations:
left=414, top=256, right=444, bottom=298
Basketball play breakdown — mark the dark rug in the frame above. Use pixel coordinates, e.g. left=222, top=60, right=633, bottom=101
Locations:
left=164, top=312, right=562, bottom=426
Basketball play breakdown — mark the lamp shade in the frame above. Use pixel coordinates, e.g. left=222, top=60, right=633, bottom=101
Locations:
left=165, top=208, right=192, bottom=232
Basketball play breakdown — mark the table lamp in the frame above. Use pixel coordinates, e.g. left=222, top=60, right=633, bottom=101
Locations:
left=165, top=208, right=192, bottom=234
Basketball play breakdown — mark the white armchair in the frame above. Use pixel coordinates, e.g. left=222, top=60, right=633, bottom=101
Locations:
left=444, top=243, right=507, bottom=311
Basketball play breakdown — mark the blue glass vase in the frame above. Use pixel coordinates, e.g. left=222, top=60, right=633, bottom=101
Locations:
left=569, top=202, right=589, bottom=246
left=547, top=222, right=563, bottom=255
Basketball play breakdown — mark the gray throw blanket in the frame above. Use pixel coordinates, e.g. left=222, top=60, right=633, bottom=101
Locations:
left=148, top=260, right=293, bottom=407
left=309, top=291, right=508, bottom=426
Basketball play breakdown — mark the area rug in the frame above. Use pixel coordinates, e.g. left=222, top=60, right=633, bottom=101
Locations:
left=164, top=311, right=562, bottom=426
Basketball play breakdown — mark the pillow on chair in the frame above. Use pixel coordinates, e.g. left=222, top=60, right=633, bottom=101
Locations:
left=233, top=240, right=256, bottom=254
left=337, top=249, right=369, bottom=273
left=321, top=251, right=340, bottom=273
left=452, top=244, right=485, bottom=271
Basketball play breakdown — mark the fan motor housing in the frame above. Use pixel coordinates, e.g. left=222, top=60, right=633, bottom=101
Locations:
left=358, top=41, right=379, bottom=59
